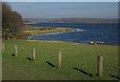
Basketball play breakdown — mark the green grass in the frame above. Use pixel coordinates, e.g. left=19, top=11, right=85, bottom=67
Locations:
left=2, top=40, right=118, bottom=80
left=0, top=39, right=2, bottom=81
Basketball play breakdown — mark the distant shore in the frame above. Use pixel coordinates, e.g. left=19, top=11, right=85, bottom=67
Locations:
left=22, top=26, right=77, bottom=35
left=23, top=21, right=80, bottom=40
left=24, top=21, right=38, bottom=24
left=23, top=18, right=118, bottom=24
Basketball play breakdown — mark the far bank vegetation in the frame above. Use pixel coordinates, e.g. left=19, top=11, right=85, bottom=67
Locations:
left=22, top=26, right=74, bottom=35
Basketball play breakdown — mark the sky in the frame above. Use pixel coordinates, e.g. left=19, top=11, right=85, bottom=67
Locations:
left=8, top=2, right=118, bottom=19
left=4, top=0, right=120, bottom=2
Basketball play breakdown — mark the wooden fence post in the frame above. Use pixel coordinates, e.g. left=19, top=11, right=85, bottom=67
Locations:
left=14, top=44, right=17, bottom=57
left=97, top=55, right=103, bottom=80
left=2, top=43, right=4, bottom=54
left=57, top=50, right=62, bottom=68
left=32, top=47, right=35, bottom=61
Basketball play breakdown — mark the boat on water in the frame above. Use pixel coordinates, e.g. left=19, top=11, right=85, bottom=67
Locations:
left=89, top=41, right=104, bottom=45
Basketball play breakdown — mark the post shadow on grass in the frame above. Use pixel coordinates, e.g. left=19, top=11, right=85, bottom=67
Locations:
left=26, top=57, right=32, bottom=61
left=96, top=73, right=98, bottom=76
left=46, top=61, right=55, bottom=68
left=73, top=67, right=93, bottom=77
left=110, top=75, right=120, bottom=80
left=11, top=54, right=15, bottom=56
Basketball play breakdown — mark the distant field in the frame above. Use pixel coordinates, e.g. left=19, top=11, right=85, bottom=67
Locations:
left=22, top=26, right=74, bottom=35
left=23, top=18, right=118, bottom=23
left=2, top=40, right=118, bottom=80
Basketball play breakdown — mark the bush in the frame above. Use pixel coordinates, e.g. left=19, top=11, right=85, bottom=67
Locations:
left=2, top=3, right=24, bottom=40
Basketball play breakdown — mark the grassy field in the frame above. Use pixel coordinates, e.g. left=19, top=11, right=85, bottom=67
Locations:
left=0, top=40, right=2, bottom=81
left=2, top=40, right=118, bottom=80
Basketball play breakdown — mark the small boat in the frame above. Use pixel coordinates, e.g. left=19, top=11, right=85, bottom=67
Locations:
left=89, top=41, right=104, bottom=45
left=95, top=41, right=104, bottom=44
left=89, top=41, right=96, bottom=45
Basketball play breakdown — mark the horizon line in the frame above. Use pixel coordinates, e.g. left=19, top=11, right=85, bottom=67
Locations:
left=23, top=17, right=118, bottom=19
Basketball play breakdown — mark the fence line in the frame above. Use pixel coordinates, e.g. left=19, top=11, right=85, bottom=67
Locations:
left=32, top=47, right=36, bottom=61
left=2, top=43, right=4, bottom=54
left=14, top=44, right=18, bottom=57
left=5, top=44, right=106, bottom=80
left=97, top=55, right=103, bottom=80
left=57, top=50, right=62, bottom=68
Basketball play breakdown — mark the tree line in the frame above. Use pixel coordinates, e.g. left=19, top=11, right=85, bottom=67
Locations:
left=2, top=3, right=24, bottom=40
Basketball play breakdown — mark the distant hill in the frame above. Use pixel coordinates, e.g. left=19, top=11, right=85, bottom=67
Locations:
left=23, top=18, right=118, bottom=24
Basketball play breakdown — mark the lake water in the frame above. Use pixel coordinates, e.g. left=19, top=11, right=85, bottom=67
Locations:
left=26, top=23, right=119, bottom=45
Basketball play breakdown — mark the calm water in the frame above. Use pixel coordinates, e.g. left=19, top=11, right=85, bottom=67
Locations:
left=26, top=23, right=119, bottom=45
